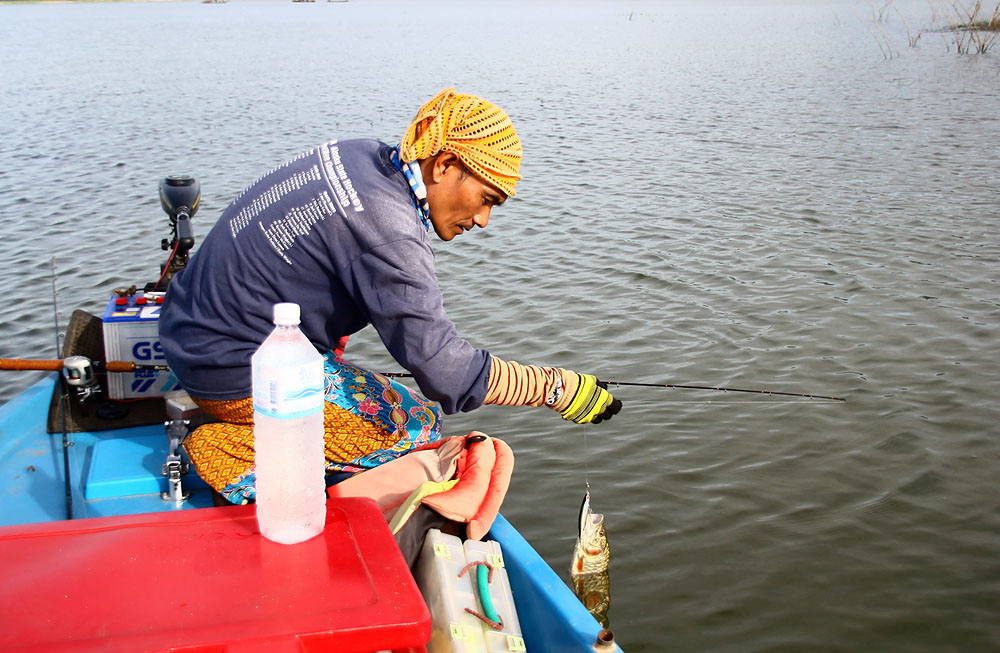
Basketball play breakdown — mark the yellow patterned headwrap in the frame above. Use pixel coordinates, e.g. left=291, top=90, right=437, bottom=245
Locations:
left=400, top=88, right=522, bottom=197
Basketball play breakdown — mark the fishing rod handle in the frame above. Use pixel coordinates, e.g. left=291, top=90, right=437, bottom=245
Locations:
left=0, top=358, right=149, bottom=373
left=0, top=357, right=97, bottom=389
left=0, top=358, right=65, bottom=371
left=104, top=361, right=138, bottom=373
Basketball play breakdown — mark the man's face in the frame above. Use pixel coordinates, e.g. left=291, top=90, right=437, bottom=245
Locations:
left=424, top=153, right=507, bottom=242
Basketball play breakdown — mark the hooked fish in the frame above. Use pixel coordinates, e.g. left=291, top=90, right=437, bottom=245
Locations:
left=570, top=489, right=612, bottom=627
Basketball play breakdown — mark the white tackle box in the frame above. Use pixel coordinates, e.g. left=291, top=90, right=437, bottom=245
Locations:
left=414, top=529, right=526, bottom=653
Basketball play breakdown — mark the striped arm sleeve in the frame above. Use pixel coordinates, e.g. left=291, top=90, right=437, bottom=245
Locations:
left=484, top=355, right=580, bottom=411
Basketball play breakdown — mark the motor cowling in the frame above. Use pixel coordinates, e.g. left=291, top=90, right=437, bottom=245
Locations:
left=159, top=176, right=200, bottom=254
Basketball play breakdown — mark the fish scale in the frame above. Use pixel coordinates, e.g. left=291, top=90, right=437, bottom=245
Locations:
left=570, top=486, right=612, bottom=628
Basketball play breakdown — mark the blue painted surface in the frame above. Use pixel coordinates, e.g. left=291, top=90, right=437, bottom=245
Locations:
left=489, top=515, right=621, bottom=652
left=0, top=375, right=75, bottom=525
left=85, top=434, right=208, bottom=499
left=0, top=375, right=213, bottom=526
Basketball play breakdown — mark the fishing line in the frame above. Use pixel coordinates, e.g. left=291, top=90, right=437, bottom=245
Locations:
left=377, top=372, right=846, bottom=402
left=50, top=258, right=62, bottom=358
left=602, top=380, right=846, bottom=402
left=50, top=257, right=73, bottom=521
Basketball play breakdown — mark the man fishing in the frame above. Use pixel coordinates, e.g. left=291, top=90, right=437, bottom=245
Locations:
left=158, top=88, right=622, bottom=504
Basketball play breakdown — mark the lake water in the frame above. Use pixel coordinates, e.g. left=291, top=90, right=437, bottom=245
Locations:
left=1, top=0, right=998, bottom=650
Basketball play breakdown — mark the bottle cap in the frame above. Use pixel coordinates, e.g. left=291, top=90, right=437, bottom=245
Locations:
left=273, top=302, right=301, bottom=326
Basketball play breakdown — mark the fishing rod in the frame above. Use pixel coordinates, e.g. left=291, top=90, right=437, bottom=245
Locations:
left=1, top=356, right=169, bottom=405
left=1, top=355, right=171, bottom=416
left=600, top=380, right=845, bottom=402
left=52, top=258, right=74, bottom=521
left=0, top=358, right=170, bottom=373
left=379, top=372, right=846, bottom=402
left=3, top=362, right=845, bottom=401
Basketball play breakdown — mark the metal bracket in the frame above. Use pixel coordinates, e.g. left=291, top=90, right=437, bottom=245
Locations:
left=160, top=390, right=200, bottom=503
left=161, top=417, right=191, bottom=502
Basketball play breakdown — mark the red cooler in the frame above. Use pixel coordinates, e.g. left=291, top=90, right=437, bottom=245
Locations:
left=0, top=497, right=430, bottom=652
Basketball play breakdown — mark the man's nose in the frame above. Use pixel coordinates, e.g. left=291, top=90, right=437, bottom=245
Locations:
left=473, top=209, right=490, bottom=228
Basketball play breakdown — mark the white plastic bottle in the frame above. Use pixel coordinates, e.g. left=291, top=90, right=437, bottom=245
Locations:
left=252, top=302, right=326, bottom=544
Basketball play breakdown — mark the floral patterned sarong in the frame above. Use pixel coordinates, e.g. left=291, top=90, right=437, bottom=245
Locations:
left=184, top=352, right=442, bottom=504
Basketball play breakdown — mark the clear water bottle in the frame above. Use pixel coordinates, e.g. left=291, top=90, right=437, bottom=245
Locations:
left=252, top=302, right=326, bottom=544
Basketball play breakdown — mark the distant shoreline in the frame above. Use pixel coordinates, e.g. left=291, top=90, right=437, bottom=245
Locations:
left=0, top=0, right=195, bottom=4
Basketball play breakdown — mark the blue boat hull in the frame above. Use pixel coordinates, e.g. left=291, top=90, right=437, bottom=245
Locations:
left=0, top=374, right=617, bottom=651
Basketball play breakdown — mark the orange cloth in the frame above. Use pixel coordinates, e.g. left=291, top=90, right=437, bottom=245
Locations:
left=419, top=433, right=514, bottom=541
left=185, top=396, right=397, bottom=496
left=399, top=88, right=522, bottom=197
left=329, top=432, right=514, bottom=541
left=328, top=436, right=465, bottom=520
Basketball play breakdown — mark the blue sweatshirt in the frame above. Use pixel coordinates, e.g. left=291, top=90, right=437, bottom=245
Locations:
left=158, top=139, right=491, bottom=414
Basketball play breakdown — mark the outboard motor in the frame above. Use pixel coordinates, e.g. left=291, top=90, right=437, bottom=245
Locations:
left=149, top=175, right=200, bottom=291
left=152, top=176, right=206, bottom=502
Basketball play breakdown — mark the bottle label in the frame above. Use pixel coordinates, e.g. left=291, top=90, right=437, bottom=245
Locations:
left=253, top=363, right=324, bottom=419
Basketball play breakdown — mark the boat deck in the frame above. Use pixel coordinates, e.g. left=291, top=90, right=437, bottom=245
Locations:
left=0, top=374, right=621, bottom=651
left=0, top=375, right=214, bottom=526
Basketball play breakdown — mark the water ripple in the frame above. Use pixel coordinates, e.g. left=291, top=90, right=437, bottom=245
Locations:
left=2, top=2, right=1000, bottom=650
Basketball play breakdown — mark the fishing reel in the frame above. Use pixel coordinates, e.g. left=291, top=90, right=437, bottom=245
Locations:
left=148, top=175, right=200, bottom=292
left=61, top=355, right=99, bottom=409
left=61, top=356, right=96, bottom=389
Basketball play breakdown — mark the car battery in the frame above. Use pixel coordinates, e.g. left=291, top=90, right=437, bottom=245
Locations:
left=101, top=291, right=180, bottom=399
left=415, top=528, right=525, bottom=653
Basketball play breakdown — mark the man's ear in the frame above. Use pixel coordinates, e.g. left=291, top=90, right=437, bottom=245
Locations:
left=430, top=151, right=461, bottom=183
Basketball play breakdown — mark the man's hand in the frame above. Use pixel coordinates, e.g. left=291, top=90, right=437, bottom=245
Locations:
left=559, top=374, right=623, bottom=424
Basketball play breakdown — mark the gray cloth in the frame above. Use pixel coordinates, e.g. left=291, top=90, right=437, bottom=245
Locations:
left=159, top=139, right=490, bottom=413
